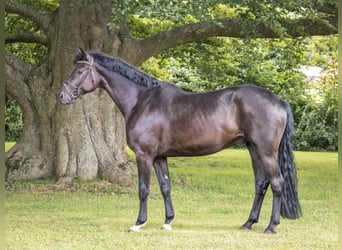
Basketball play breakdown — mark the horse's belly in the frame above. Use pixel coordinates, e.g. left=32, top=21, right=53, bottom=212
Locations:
left=163, top=130, right=240, bottom=156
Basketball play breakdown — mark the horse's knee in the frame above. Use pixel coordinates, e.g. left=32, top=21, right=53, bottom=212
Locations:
left=160, top=182, right=171, bottom=197
left=270, top=176, right=284, bottom=195
left=255, top=180, right=269, bottom=195
left=139, top=184, right=150, bottom=200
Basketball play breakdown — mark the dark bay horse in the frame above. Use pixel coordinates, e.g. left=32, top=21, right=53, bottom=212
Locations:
left=59, top=49, right=301, bottom=234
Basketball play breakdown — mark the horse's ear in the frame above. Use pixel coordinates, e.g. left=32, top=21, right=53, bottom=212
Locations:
left=77, top=48, right=87, bottom=59
left=77, top=48, right=93, bottom=64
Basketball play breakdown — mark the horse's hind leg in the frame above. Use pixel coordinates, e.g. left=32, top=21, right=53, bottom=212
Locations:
left=154, top=157, right=175, bottom=230
left=264, top=162, right=284, bottom=234
left=252, top=150, right=284, bottom=234
left=241, top=145, right=270, bottom=230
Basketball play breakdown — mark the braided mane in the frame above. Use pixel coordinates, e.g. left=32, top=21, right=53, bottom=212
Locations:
left=76, top=51, right=161, bottom=89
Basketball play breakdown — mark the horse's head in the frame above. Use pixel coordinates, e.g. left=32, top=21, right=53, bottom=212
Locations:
left=59, top=48, right=102, bottom=104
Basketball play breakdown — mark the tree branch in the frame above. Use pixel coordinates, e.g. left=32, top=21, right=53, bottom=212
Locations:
left=5, top=51, right=33, bottom=102
left=5, top=0, right=50, bottom=32
left=314, top=2, right=337, bottom=15
left=134, top=15, right=337, bottom=64
left=5, top=52, right=41, bottom=149
left=5, top=33, right=48, bottom=45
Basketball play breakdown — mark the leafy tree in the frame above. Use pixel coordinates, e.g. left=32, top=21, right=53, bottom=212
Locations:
left=294, top=36, right=338, bottom=151
left=5, top=0, right=337, bottom=184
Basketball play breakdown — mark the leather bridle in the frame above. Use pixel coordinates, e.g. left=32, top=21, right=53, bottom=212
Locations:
left=62, top=57, right=95, bottom=98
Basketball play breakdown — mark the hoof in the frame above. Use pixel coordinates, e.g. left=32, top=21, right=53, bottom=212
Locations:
left=161, top=224, right=172, bottom=231
left=264, top=228, right=277, bottom=234
left=240, top=224, right=251, bottom=230
left=128, top=222, right=147, bottom=232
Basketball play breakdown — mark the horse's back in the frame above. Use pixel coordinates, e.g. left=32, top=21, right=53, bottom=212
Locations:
left=233, top=84, right=285, bottom=107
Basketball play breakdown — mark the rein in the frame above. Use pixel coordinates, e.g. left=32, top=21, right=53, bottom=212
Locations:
left=63, top=58, right=94, bottom=98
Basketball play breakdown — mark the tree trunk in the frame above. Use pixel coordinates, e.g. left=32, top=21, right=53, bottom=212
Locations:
left=6, top=0, right=134, bottom=186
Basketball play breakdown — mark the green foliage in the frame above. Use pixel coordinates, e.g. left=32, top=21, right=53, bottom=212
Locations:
left=5, top=0, right=51, bottom=63
left=5, top=150, right=338, bottom=248
left=294, top=36, right=338, bottom=151
left=142, top=36, right=307, bottom=101
left=128, top=15, right=175, bottom=39
left=109, top=0, right=213, bottom=29
left=5, top=142, right=16, bottom=152
left=294, top=103, right=337, bottom=151
left=5, top=95, right=23, bottom=142
left=110, top=0, right=322, bottom=35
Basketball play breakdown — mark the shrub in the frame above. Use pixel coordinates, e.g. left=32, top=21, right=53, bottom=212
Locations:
left=5, top=94, right=23, bottom=142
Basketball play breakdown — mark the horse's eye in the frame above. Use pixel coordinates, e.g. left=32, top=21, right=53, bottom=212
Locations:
left=77, top=69, right=83, bottom=74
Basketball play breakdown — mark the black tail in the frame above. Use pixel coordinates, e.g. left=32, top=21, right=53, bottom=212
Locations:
left=278, top=101, right=302, bottom=219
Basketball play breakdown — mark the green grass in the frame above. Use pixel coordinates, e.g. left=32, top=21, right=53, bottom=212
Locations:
left=5, top=149, right=337, bottom=249
left=5, top=142, right=16, bottom=152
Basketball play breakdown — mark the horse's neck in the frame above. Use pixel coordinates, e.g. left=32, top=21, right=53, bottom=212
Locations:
left=100, top=70, right=140, bottom=120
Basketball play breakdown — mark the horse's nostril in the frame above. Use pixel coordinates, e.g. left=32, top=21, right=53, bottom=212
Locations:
left=59, top=93, right=63, bottom=100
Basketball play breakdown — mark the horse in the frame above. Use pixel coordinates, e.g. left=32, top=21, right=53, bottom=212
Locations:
left=59, top=48, right=301, bottom=234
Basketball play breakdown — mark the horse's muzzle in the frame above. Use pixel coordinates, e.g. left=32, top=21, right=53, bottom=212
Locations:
left=59, top=86, right=75, bottom=104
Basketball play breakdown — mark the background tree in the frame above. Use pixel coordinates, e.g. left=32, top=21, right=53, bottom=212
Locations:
left=5, top=0, right=337, bottom=184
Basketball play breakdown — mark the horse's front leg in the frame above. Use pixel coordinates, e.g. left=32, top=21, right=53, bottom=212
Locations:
left=154, top=157, right=175, bottom=230
left=129, top=153, right=153, bottom=232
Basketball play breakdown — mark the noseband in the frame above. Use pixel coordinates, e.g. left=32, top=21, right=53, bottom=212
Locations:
left=63, top=57, right=95, bottom=98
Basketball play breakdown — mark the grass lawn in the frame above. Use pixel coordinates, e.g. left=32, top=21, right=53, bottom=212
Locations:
left=5, top=149, right=337, bottom=249
left=5, top=142, right=16, bottom=152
